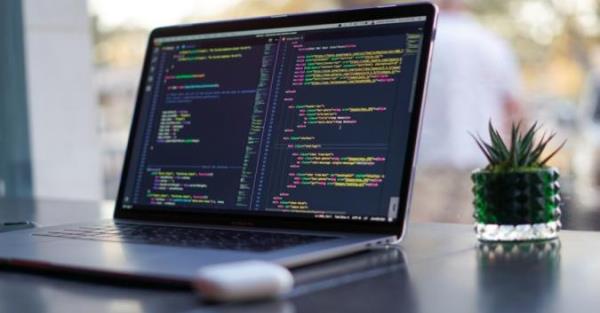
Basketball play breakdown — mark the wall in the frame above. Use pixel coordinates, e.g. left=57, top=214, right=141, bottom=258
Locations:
left=22, top=0, right=103, bottom=200
left=0, top=0, right=33, bottom=198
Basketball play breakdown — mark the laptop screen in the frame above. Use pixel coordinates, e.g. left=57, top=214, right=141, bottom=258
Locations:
left=119, top=15, right=428, bottom=224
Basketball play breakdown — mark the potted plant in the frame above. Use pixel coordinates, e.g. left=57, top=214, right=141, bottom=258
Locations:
left=471, top=121, right=565, bottom=241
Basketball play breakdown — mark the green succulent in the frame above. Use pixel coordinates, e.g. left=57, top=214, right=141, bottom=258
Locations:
left=471, top=121, right=566, bottom=172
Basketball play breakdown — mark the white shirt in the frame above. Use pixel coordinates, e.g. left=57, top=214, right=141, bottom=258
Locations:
left=418, top=12, right=520, bottom=169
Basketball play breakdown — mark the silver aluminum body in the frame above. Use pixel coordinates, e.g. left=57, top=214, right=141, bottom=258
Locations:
left=0, top=220, right=394, bottom=282
left=0, top=4, right=437, bottom=283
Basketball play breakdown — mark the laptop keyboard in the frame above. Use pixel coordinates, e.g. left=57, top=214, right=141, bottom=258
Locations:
left=33, top=222, right=336, bottom=252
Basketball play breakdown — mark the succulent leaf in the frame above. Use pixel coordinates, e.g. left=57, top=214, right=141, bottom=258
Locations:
left=472, top=121, right=565, bottom=171
left=540, top=140, right=566, bottom=166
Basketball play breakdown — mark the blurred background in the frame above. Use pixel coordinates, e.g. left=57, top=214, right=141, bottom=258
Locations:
left=2, top=0, right=600, bottom=229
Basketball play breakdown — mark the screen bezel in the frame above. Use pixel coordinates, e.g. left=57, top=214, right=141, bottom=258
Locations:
left=114, top=2, right=438, bottom=237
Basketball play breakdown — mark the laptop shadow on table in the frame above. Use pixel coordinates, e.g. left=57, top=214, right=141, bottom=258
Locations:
left=195, top=246, right=419, bottom=313
left=0, top=247, right=417, bottom=313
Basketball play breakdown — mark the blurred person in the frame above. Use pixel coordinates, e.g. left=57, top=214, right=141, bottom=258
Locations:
left=573, top=45, right=600, bottom=210
left=412, top=0, right=522, bottom=222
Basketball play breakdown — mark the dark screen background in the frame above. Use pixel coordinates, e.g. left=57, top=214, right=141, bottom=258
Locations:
left=120, top=19, right=426, bottom=223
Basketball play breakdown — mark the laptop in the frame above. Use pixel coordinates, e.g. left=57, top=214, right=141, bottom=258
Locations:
left=0, top=3, right=437, bottom=283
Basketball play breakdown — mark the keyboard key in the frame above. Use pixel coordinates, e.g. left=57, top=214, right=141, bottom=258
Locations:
left=33, top=223, right=335, bottom=252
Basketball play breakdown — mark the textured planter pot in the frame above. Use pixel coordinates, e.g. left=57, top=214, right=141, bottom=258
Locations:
left=471, top=167, right=561, bottom=241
